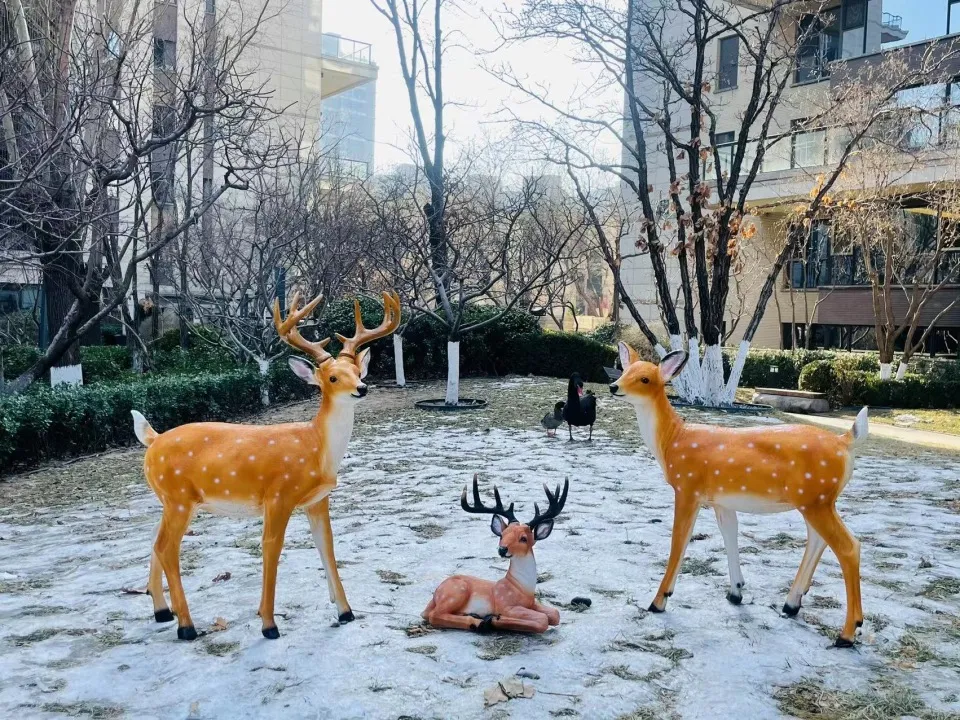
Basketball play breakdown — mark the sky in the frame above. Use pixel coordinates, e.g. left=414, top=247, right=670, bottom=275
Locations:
left=322, top=0, right=623, bottom=172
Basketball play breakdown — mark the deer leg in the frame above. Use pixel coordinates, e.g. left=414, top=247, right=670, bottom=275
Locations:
left=423, top=578, right=484, bottom=631
left=533, top=601, right=560, bottom=626
left=783, top=521, right=827, bottom=616
left=492, top=606, right=550, bottom=634
left=306, top=496, right=353, bottom=622
left=258, top=501, right=293, bottom=639
left=650, top=494, right=699, bottom=612
left=153, top=504, right=196, bottom=640
left=714, top=507, right=745, bottom=605
left=147, top=520, right=173, bottom=622
left=801, top=507, right=862, bottom=647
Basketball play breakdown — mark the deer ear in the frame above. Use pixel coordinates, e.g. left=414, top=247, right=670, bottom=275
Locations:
left=288, top=356, right=319, bottom=385
left=357, top=348, right=371, bottom=380
left=659, top=350, right=689, bottom=383
left=490, top=515, right=507, bottom=537
left=533, top=520, right=554, bottom=541
left=619, top=342, right=637, bottom=369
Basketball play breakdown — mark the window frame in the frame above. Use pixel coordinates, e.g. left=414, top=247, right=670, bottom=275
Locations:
left=717, top=36, right=739, bottom=91
left=794, top=8, right=840, bottom=85
left=790, top=120, right=828, bottom=169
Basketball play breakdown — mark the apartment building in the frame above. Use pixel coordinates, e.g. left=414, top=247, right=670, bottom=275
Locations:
left=320, top=33, right=377, bottom=178
left=621, top=0, right=960, bottom=354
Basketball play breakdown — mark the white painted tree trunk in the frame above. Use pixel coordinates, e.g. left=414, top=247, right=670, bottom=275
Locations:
left=721, top=340, right=751, bottom=405
left=393, top=334, right=406, bottom=387
left=257, top=358, right=271, bottom=406
left=445, top=341, right=460, bottom=405
left=700, top=344, right=725, bottom=406
left=684, top=337, right=704, bottom=405
left=880, top=363, right=893, bottom=381
left=50, top=364, right=83, bottom=388
left=895, top=361, right=908, bottom=380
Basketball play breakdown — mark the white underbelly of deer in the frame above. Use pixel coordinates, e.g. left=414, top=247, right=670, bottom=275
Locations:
left=463, top=596, right=494, bottom=617
left=709, top=494, right=793, bottom=514
left=201, top=498, right=264, bottom=517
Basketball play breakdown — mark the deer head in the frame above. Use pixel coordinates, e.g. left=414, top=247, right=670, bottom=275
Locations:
left=461, top=475, right=569, bottom=558
left=609, top=343, right=688, bottom=405
left=273, top=291, right=401, bottom=402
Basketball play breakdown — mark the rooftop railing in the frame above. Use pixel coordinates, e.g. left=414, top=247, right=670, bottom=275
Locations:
left=322, top=34, right=373, bottom=65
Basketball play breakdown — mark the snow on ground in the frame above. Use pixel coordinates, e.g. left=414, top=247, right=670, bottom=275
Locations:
left=1, top=376, right=959, bottom=720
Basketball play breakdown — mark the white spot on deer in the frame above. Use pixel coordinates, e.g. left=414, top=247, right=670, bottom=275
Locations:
left=714, top=470, right=720, bottom=475
left=746, top=467, right=752, bottom=473
left=832, top=477, right=838, bottom=483
left=160, top=456, right=165, bottom=462
left=836, top=450, right=843, bottom=456
left=249, top=455, right=256, bottom=462
left=727, top=457, right=734, bottom=463
left=820, top=460, right=827, bottom=466
left=675, top=474, right=680, bottom=479
left=718, top=444, right=725, bottom=450
left=673, top=442, right=678, bottom=448
left=694, top=491, right=700, bottom=498
left=225, top=489, right=230, bottom=495
left=188, top=451, right=193, bottom=457
left=269, top=440, right=276, bottom=445
left=236, top=438, right=243, bottom=444
left=175, top=437, right=181, bottom=443
left=294, top=438, right=300, bottom=444
left=819, top=494, right=825, bottom=500
left=798, top=488, right=804, bottom=494
left=747, top=442, right=754, bottom=448
left=214, top=477, right=220, bottom=484
left=775, top=444, right=780, bottom=449
left=284, top=474, right=290, bottom=480
left=790, top=460, right=795, bottom=466
left=217, top=453, right=223, bottom=459
left=174, top=469, right=181, bottom=475
left=309, top=471, right=316, bottom=477
left=204, top=436, right=209, bottom=442
left=159, top=474, right=164, bottom=481
left=741, top=485, right=746, bottom=491
left=691, top=443, right=698, bottom=448
left=772, top=472, right=778, bottom=478
left=801, top=444, right=807, bottom=450
left=201, top=466, right=207, bottom=472
left=820, top=478, right=825, bottom=484
left=804, top=473, right=811, bottom=479
left=230, top=471, right=236, bottom=477
left=681, top=454, right=686, bottom=459
left=767, top=488, right=773, bottom=494
left=284, top=456, right=290, bottom=462
left=178, top=504, right=185, bottom=512
left=799, top=505, right=806, bottom=511
left=688, top=472, right=693, bottom=477
left=299, top=458, right=305, bottom=464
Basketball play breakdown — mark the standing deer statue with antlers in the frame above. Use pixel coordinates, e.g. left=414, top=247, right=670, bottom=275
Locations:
left=422, top=475, right=568, bottom=634
left=131, top=291, right=400, bottom=640
left=610, top=343, right=868, bottom=647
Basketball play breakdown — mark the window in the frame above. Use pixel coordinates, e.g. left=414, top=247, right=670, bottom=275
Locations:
left=795, top=9, right=839, bottom=83
left=718, top=37, right=739, bottom=90
left=153, top=38, right=176, bottom=68
left=791, top=121, right=827, bottom=168
left=711, top=131, right=736, bottom=179
left=887, top=83, right=960, bottom=149
left=106, top=31, right=123, bottom=58
left=952, top=0, right=960, bottom=34
left=788, top=221, right=832, bottom=288
left=841, top=0, right=866, bottom=58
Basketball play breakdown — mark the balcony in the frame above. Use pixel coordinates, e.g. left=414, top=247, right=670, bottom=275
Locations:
left=880, top=13, right=908, bottom=44
left=787, top=251, right=960, bottom=289
left=321, top=34, right=378, bottom=99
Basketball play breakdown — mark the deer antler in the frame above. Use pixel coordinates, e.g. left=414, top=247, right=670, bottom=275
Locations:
left=335, top=291, right=401, bottom=359
left=272, top=292, right=333, bottom=365
left=528, top=478, right=569, bottom=533
left=461, top=474, right=519, bottom=524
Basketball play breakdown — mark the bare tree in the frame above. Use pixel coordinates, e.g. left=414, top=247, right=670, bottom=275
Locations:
left=368, top=152, right=583, bottom=404
left=0, top=0, right=285, bottom=393
left=496, top=0, right=960, bottom=405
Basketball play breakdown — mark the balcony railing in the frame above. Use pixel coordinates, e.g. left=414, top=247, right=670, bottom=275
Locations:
left=321, top=35, right=373, bottom=65
left=881, top=13, right=903, bottom=32
left=787, top=251, right=960, bottom=289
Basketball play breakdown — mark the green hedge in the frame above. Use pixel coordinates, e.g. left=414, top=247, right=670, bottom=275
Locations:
left=0, top=370, right=262, bottom=473
left=799, top=362, right=960, bottom=408
left=498, top=332, right=616, bottom=384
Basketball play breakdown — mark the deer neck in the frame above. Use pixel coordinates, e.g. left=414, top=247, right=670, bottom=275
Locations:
left=312, top=395, right=356, bottom=476
left=506, top=552, right=538, bottom=595
left=631, top=391, right=684, bottom=469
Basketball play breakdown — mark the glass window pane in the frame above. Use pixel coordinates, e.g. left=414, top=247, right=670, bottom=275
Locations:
left=718, top=37, right=738, bottom=90
left=793, top=129, right=826, bottom=167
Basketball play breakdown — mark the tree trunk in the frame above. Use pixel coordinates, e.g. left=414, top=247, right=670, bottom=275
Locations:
left=879, top=363, right=893, bottom=381
left=722, top=340, right=751, bottom=405
left=445, top=340, right=460, bottom=405
left=393, top=334, right=406, bottom=387
left=258, top=358, right=271, bottom=406
left=895, top=361, right=908, bottom=380
left=700, top=344, right=725, bottom=406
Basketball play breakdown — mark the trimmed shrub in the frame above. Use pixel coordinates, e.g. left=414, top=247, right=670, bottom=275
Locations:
left=500, top=331, right=616, bottom=384
left=587, top=322, right=621, bottom=346
left=1, top=344, right=42, bottom=380
left=800, top=364, right=960, bottom=409
left=0, top=370, right=262, bottom=474
left=797, top=360, right=836, bottom=394
left=80, top=346, right=132, bottom=384
left=733, top=349, right=836, bottom=389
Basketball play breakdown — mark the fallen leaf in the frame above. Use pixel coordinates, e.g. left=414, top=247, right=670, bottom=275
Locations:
left=210, top=617, right=228, bottom=632
left=483, top=677, right=535, bottom=707
left=213, top=572, right=232, bottom=583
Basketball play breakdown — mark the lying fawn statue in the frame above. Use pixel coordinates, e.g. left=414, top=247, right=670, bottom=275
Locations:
left=423, top=475, right=568, bottom=634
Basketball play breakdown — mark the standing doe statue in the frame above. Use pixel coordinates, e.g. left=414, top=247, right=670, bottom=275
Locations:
left=132, top=291, right=400, bottom=640
left=610, top=343, right=868, bottom=647
left=423, top=475, right=568, bottom=634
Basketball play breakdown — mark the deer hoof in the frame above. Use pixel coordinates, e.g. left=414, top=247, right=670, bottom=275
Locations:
left=474, top=615, right=497, bottom=634
left=833, top=636, right=855, bottom=649
left=647, top=602, right=665, bottom=613
left=338, top=610, right=356, bottom=624
left=154, top=609, right=175, bottom=623
left=177, top=626, right=198, bottom=641
left=726, top=592, right=743, bottom=606
left=262, top=626, right=281, bottom=640
left=782, top=602, right=801, bottom=617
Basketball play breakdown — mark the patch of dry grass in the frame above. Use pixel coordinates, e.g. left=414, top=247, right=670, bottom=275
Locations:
left=774, top=677, right=960, bottom=720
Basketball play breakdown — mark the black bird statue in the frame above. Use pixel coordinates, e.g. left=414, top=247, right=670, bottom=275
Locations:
left=541, top=401, right=565, bottom=437
left=562, top=372, right=597, bottom=441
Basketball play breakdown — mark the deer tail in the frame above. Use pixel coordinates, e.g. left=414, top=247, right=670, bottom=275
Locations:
left=131, top=410, right=158, bottom=447
left=845, top=406, right=869, bottom=448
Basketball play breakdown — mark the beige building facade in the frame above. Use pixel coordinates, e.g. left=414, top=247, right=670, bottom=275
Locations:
left=621, top=0, right=960, bottom=354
